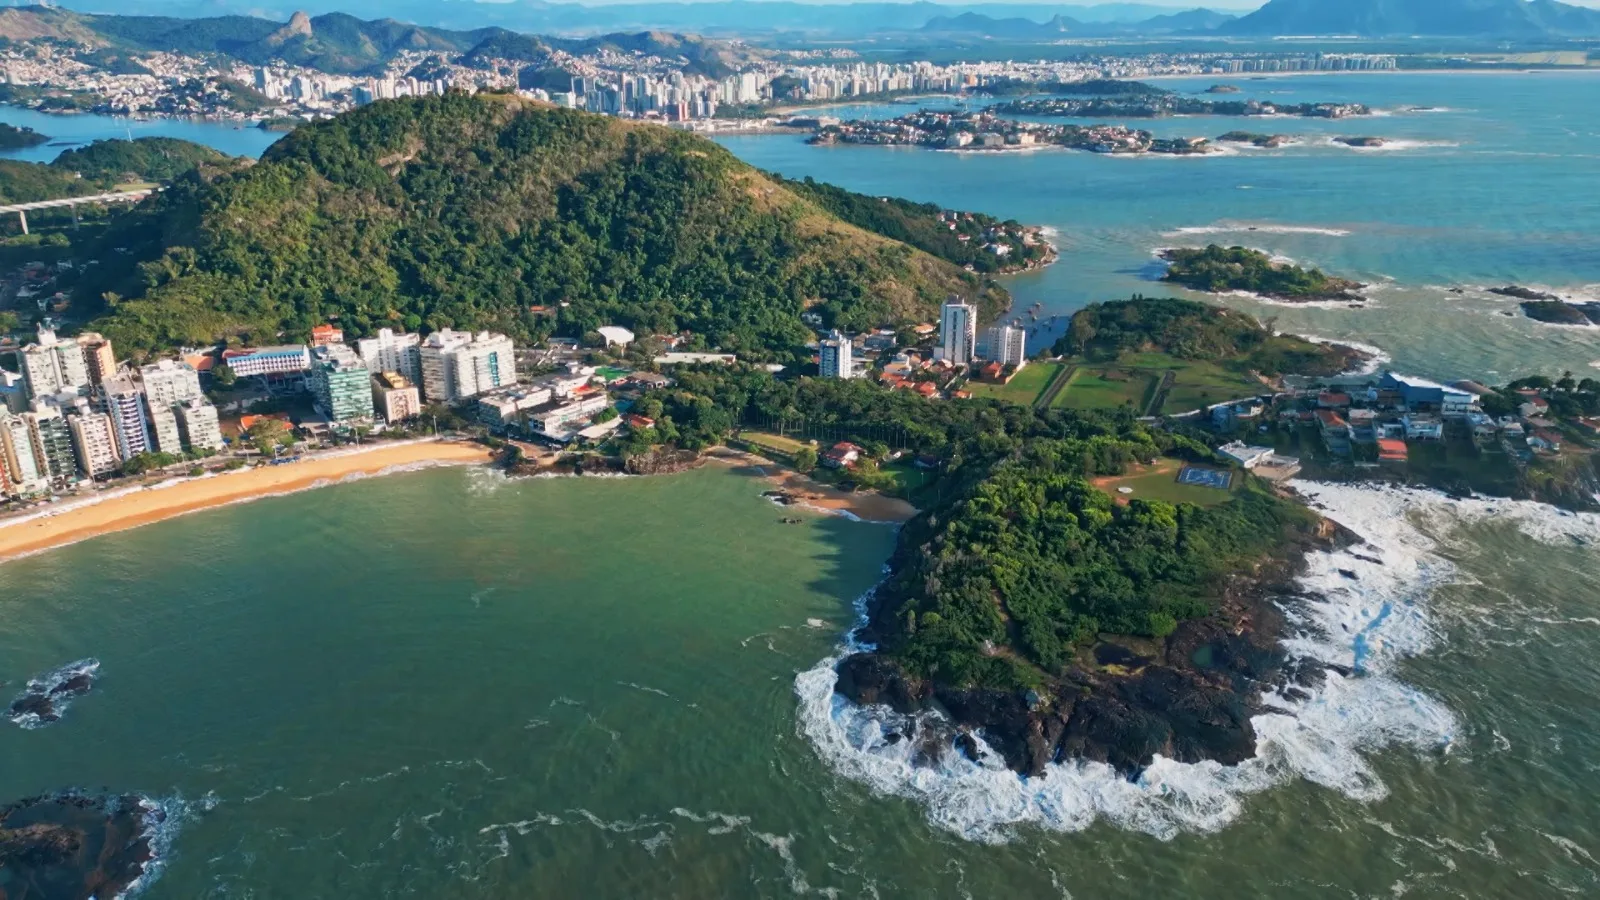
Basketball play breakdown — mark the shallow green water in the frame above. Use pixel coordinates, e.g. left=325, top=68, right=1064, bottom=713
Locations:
left=1, top=467, right=1598, bottom=898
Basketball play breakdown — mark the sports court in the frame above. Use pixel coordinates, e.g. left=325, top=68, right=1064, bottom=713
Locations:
left=1176, top=466, right=1234, bottom=491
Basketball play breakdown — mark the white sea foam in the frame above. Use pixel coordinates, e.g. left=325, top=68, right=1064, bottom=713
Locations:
left=1163, top=223, right=1353, bottom=238
left=1291, top=335, right=1392, bottom=376
left=787, top=481, right=1599, bottom=843
left=1319, top=137, right=1459, bottom=153
left=6, top=658, right=100, bottom=729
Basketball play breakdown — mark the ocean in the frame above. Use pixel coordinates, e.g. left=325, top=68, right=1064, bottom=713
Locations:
left=2, top=72, right=1599, bottom=898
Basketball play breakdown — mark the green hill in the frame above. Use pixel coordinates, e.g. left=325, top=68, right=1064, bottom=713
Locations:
left=79, top=94, right=1002, bottom=359
left=51, top=137, right=232, bottom=185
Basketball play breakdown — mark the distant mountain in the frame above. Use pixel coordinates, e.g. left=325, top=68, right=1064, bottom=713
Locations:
left=43, top=1, right=1243, bottom=39
left=920, top=12, right=1080, bottom=39
left=0, top=6, right=762, bottom=76
left=1138, top=7, right=1238, bottom=33
left=1226, top=0, right=1600, bottom=37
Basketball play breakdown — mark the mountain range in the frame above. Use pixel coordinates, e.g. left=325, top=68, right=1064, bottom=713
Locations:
left=0, top=6, right=765, bottom=75
left=1225, top=0, right=1600, bottom=37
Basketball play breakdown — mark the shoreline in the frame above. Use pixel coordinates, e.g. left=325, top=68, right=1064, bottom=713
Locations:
left=0, top=440, right=493, bottom=564
left=704, top=447, right=918, bottom=524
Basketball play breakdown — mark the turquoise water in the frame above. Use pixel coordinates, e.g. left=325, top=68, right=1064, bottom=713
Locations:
left=720, top=72, right=1600, bottom=382
left=1, top=468, right=1599, bottom=897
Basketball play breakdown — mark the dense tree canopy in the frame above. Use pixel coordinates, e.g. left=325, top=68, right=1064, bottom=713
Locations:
left=78, top=95, right=997, bottom=359
left=1160, top=244, right=1363, bottom=300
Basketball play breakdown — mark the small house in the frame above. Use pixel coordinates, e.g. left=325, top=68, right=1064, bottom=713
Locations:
left=822, top=442, right=863, bottom=469
left=1377, top=438, right=1409, bottom=463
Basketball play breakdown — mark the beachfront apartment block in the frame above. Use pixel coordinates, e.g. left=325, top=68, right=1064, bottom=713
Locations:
left=478, top=386, right=555, bottom=430
left=223, top=345, right=312, bottom=379
left=140, top=359, right=205, bottom=409
left=147, top=404, right=186, bottom=456
left=103, top=375, right=153, bottom=460
left=939, top=299, right=976, bottom=368
left=819, top=330, right=855, bottom=379
left=69, top=412, right=121, bottom=477
left=527, top=394, right=611, bottom=438
left=420, top=330, right=517, bottom=403
left=18, top=327, right=91, bottom=401
left=372, top=372, right=421, bottom=424
left=979, top=325, right=1027, bottom=369
left=0, top=411, right=48, bottom=496
left=175, top=398, right=225, bottom=452
left=309, top=344, right=376, bottom=423
left=356, top=329, right=422, bottom=386
left=25, top=405, right=78, bottom=483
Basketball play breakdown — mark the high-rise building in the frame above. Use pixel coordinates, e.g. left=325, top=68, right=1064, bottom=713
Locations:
left=147, top=404, right=186, bottom=455
left=939, top=298, right=976, bottom=368
left=69, top=410, right=121, bottom=477
left=819, top=330, right=855, bottom=379
left=24, top=404, right=77, bottom=482
left=174, top=398, right=225, bottom=452
left=139, top=359, right=204, bottom=410
left=980, top=325, right=1027, bottom=369
left=372, top=372, right=421, bottom=424
left=103, top=374, right=152, bottom=461
left=309, top=344, right=375, bottom=423
left=18, top=327, right=91, bottom=400
left=355, top=328, right=422, bottom=385
left=75, top=332, right=116, bottom=386
left=420, top=330, right=517, bottom=403
left=0, top=411, right=47, bottom=495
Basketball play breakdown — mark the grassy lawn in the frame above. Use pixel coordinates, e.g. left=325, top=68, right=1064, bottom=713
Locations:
left=1110, top=352, right=1267, bottom=416
left=740, top=431, right=810, bottom=457
left=1094, top=459, right=1238, bottom=507
left=881, top=461, right=936, bottom=498
left=964, top=361, right=1064, bottom=407
left=1053, top=366, right=1159, bottom=412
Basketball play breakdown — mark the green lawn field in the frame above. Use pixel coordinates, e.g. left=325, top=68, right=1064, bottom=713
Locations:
left=964, top=361, right=1064, bottom=407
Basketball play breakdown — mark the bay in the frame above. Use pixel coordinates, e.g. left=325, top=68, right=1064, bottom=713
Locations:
left=0, top=106, right=282, bottom=164
left=0, top=467, right=1598, bottom=897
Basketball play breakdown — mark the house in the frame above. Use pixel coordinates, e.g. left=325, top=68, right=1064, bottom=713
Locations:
left=1519, top=400, right=1550, bottom=420
left=1315, top=409, right=1351, bottom=449
left=1212, top=401, right=1263, bottom=428
left=1403, top=413, right=1444, bottom=441
left=596, top=326, right=635, bottom=347
left=1217, top=441, right=1276, bottom=470
left=1317, top=391, right=1352, bottom=409
left=1377, top=438, right=1409, bottom=463
left=1467, top=413, right=1499, bottom=442
left=1380, top=372, right=1475, bottom=416
left=625, top=415, right=655, bottom=431
left=1578, top=417, right=1600, bottom=435
left=1347, top=408, right=1378, bottom=444
left=628, top=372, right=670, bottom=390
left=309, top=324, right=344, bottom=346
left=822, top=442, right=862, bottom=469
left=915, top=381, right=940, bottom=398
left=1529, top=429, right=1563, bottom=453
left=979, top=361, right=1006, bottom=383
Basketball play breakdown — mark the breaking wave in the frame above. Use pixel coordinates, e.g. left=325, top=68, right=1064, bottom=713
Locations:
left=786, top=482, right=1600, bottom=842
left=1163, top=223, right=1353, bottom=238
left=7, top=658, right=100, bottom=729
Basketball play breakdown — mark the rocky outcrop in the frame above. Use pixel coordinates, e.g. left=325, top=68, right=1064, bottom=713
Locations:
left=1490, top=285, right=1560, bottom=301
left=0, top=792, right=160, bottom=900
left=836, top=534, right=1345, bottom=778
left=6, top=659, right=98, bottom=729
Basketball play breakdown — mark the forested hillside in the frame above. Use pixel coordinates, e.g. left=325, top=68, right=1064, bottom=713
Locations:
left=79, top=94, right=1001, bottom=359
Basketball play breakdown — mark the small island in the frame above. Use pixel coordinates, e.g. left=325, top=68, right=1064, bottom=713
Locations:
left=809, top=109, right=1215, bottom=156
left=1334, top=136, right=1387, bottom=148
left=1489, top=285, right=1560, bottom=301
left=1205, top=84, right=1242, bottom=94
left=1521, top=299, right=1600, bottom=326
left=1161, top=245, right=1367, bottom=302
left=1217, top=131, right=1293, bottom=148
left=0, top=121, right=49, bottom=149
left=990, top=90, right=1370, bottom=120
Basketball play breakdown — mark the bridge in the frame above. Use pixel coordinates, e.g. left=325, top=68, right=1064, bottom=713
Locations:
left=0, top=188, right=155, bottom=234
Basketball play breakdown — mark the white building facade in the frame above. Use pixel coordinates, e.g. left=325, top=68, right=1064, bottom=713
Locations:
left=939, top=299, right=976, bottom=368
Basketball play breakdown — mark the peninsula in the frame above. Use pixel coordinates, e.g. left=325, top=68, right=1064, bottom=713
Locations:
left=1160, top=245, right=1367, bottom=302
left=810, top=109, right=1215, bottom=156
left=989, top=94, right=1370, bottom=120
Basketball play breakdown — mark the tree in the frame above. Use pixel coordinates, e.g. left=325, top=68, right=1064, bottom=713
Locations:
left=213, top=363, right=237, bottom=387
left=0, top=311, right=17, bottom=334
left=793, top=446, right=818, bottom=473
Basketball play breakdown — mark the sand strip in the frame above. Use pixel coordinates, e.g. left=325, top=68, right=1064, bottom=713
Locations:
left=0, top=440, right=494, bottom=563
left=706, top=448, right=918, bottom=524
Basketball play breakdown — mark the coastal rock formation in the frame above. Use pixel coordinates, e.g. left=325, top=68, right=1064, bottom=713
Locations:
left=1520, top=299, right=1600, bottom=326
left=0, top=792, right=161, bottom=900
left=1159, top=245, right=1367, bottom=302
left=1334, top=136, right=1386, bottom=148
left=6, top=659, right=99, bottom=729
left=1489, top=285, right=1560, bottom=301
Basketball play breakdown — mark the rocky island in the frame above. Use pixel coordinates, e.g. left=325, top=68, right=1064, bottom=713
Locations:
left=1521, top=299, right=1600, bottom=325
left=1160, top=245, right=1367, bottom=302
left=809, top=109, right=1214, bottom=156
left=0, top=121, right=49, bottom=149
left=1334, top=136, right=1387, bottom=148
left=990, top=84, right=1370, bottom=120
left=1217, top=131, right=1294, bottom=148
left=0, top=791, right=165, bottom=899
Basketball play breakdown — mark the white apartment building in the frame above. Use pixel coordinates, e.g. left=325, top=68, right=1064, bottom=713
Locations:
left=103, top=375, right=153, bottom=460
left=175, top=398, right=225, bottom=452
left=223, top=345, right=312, bottom=378
left=981, top=325, right=1028, bottom=368
left=69, top=411, right=122, bottom=477
left=24, top=404, right=77, bottom=482
left=18, top=327, right=91, bottom=400
left=819, top=330, right=855, bottom=379
left=939, top=299, right=976, bottom=368
left=420, top=330, right=517, bottom=403
left=0, top=411, right=47, bottom=495
left=356, top=328, right=423, bottom=385
left=147, top=404, right=185, bottom=455
left=371, top=372, right=422, bottom=424
left=140, top=359, right=204, bottom=409
left=528, top=394, right=611, bottom=437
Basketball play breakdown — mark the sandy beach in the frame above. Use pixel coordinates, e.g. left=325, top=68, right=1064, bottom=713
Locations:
left=705, top=447, right=918, bottom=523
left=0, top=440, right=493, bottom=564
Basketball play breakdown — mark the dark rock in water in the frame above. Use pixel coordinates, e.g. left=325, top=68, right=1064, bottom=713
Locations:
left=835, top=654, right=925, bottom=716
left=7, top=659, right=99, bottom=729
left=1489, top=285, right=1560, bottom=301
left=1339, top=569, right=1359, bottom=580
left=884, top=732, right=903, bottom=745
left=0, top=792, right=161, bottom=900
left=1351, top=552, right=1382, bottom=565
left=954, top=732, right=983, bottom=762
